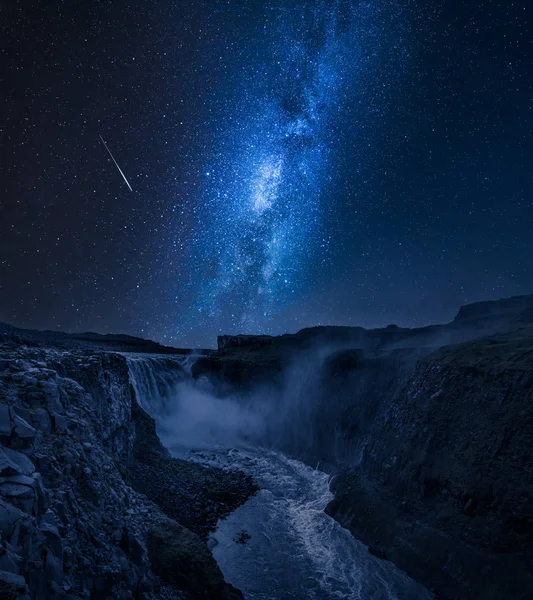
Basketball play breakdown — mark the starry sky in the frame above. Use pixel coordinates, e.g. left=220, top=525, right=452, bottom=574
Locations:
left=1, top=0, right=532, bottom=347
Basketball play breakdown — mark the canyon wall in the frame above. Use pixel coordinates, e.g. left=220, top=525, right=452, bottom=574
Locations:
left=0, top=337, right=255, bottom=600
left=326, top=327, right=533, bottom=599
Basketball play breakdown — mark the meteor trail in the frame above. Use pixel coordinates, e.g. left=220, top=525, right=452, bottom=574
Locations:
left=99, top=134, right=133, bottom=191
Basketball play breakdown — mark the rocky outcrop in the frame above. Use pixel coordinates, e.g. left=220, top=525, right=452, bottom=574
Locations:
left=0, top=340, right=255, bottom=599
left=217, top=294, right=533, bottom=355
left=452, top=294, right=533, bottom=330
left=126, top=400, right=257, bottom=539
left=146, top=517, right=243, bottom=600
left=326, top=326, right=533, bottom=599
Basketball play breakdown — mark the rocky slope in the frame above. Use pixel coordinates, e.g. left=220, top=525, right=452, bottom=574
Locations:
left=326, top=326, right=533, bottom=599
left=0, top=333, right=256, bottom=599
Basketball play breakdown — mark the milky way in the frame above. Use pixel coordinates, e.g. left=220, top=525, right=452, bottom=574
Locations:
left=4, top=0, right=532, bottom=346
left=193, top=1, right=410, bottom=335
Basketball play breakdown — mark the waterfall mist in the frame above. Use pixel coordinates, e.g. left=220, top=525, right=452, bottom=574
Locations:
left=157, top=380, right=268, bottom=451
left=124, top=342, right=385, bottom=467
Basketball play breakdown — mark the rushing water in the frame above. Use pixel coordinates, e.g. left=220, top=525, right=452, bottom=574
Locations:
left=184, top=447, right=431, bottom=600
left=126, top=354, right=432, bottom=600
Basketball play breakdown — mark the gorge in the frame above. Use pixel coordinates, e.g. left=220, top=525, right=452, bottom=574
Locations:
left=0, top=293, right=532, bottom=599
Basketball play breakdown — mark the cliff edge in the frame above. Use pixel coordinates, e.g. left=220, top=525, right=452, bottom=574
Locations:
left=0, top=336, right=256, bottom=599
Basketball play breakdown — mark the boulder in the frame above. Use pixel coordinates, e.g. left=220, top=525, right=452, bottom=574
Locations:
left=146, top=516, right=228, bottom=599
left=0, top=446, right=35, bottom=477
left=0, top=570, right=30, bottom=599
left=0, top=405, right=12, bottom=437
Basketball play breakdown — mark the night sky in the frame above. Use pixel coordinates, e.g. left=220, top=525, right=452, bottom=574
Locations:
left=2, top=0, right=532, bottom=347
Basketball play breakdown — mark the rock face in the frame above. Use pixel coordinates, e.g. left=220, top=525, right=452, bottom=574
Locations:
left=0, top=336, right=255, bottom=599
left=326, top=327, right=533, bottom=599
left=126, top=400, right=257, bottom=540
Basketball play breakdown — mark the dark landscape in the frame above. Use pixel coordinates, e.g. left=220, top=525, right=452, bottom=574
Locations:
left=3, top=0, right=532, bottom=598
left=0, top=293, right=532, bottom=599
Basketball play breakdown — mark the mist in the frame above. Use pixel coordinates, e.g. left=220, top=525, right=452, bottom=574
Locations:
left=156, top=380, right=268, bottom=451
left=129, top=343, right=372, bottom=464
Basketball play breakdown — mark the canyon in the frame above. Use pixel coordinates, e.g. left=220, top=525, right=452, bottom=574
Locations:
left=0, top=294, right=532, bottom=599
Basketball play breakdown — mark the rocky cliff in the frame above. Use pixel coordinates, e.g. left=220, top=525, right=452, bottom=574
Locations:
left=326, top=326, right=533, bottom=599
left=200, top=294, right=533, bottom=599
left=0, top=332, right=256, bottom=599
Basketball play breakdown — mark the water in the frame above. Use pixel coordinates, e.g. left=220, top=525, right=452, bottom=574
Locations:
left=126, top=353, right=194, bottom=414
left=184, top=447, right=431, bottom=600
left=126, top=354, right=432, bottom=600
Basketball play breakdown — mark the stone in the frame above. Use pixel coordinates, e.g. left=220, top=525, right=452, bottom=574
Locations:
left=0, top=570, right=30, bottom=600
left=0, top=474, right=36, bottom=487
left=40, top=380, right=63, bottom=412
left=0, top=499, right=23, bottom=539
left=31, top=409, right=52, bottom=434
left=0, top=481, right=36, bottom=515
left=12, top=415, right=36, bottom=439
left=45, top=549, right=63, bottom=584
left=0, top=405, right=12, bottom=437
left=39, top=522, right=62, bottom=557
left=0, top=446, right=35, bottom=477
left=51, top=413, right=68, bottom=432
left=146, top=516, right=227, bottom=598
left=0, top=544, right=19, bottom=573
left=23, top=374, right=38, bottom=387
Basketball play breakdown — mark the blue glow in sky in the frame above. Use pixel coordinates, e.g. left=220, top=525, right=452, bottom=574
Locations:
left=192, top=1, right=410, bottom=336
left=4, top=0, right=532, bottom=346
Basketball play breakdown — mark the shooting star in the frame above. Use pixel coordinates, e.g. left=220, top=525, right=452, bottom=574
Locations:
left=99, top=134, right=133, bottom=191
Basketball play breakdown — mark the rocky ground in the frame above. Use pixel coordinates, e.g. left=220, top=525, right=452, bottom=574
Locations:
left=0, top=334, right=256, bottom=599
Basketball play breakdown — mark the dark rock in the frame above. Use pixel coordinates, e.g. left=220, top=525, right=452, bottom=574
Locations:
left=13, top=414, right=37, bottom=439
left=0, top=340, right=255, bottom=599
left=0, top=405, right=12, bottom=436
left=221, top=583, right=245, bottom=599
left=217, top=334, right=275, bottom=350
left=146, top=516, right=227, bottom=599
left=368, top=545, right=387, bottom=560
left=234, top=530, right=251, bottom=545
left=0, top=446, right=35, bottom=476
left=326, top=327, right=533, bottom=599
left=0, top=570, right=30, bottom=599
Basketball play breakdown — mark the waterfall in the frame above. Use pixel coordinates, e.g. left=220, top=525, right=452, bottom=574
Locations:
left=121, top=351, right=433, bottom=599
left=122, top=345, right=362, bottom=461
left=124, top=353, right=263, bottom=451
left=126, top=354, right=191, bottom=416
left=123, top=343, right=412, bottom=468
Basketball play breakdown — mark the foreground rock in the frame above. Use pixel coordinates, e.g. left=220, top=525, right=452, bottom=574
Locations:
left=0, top=339, right=256, bottom=599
